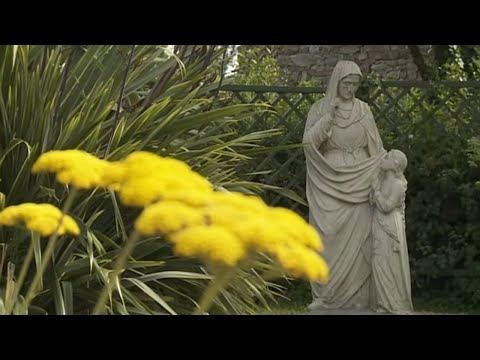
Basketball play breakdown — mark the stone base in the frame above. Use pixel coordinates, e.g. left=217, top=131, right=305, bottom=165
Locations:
left=306, top=308, right=386, bottom=315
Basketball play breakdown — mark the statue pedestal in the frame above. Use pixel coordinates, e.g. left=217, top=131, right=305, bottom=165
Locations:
left=306, top=309, right=394, bottom=315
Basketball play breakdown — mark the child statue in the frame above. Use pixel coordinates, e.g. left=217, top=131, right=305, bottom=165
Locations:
left=370, top=149, right=414, bottom=314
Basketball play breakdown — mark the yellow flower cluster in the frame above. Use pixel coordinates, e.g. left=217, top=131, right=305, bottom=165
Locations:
left=0, top=203, right=80, bottom=237
left=32, top=150, right=122, bottom=190
left=112, top=152, right=214, bottom=207
left=135, top=191, right=329, bottom=282
left=171, top=225, right=246, bottom=267
left=31, top=149, right=328, bottom=282
left=32, top=150, right=213, bottom=207
left=135, top=201, right=205, bottom=236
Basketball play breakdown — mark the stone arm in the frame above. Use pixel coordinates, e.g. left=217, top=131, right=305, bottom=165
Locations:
left=304, top=102, right=335, bottom=148
left=373, top=182, right=404, bottom=214
left=369, top=173, right=381, bottom=206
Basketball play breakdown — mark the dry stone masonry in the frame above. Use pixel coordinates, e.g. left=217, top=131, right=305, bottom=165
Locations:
left=271, top=45, right=430, bottom=85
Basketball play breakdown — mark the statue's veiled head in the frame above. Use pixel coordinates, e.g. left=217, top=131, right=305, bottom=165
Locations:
left=325, top=61, right=362, bottom=103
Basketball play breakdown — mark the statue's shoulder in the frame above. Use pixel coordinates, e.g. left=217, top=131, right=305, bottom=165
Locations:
left=307, top=98, right=326, bottom=117
left=356, top=99, right=374, bottom=122
left=310, top=98, right=326, bottom=110
left=356, top=98, right=372, bottom=111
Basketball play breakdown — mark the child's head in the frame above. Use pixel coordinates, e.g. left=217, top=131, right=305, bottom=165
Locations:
left=381, top=149, right=407, bottom=175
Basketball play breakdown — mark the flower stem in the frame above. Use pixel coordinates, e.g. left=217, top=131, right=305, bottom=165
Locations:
left=192, top=267, right=236, bottom=315
left=5, top=232, right=38, bottom=314
left=92, top=230, right=141, bottom=315
left=21, top=187, right=79, bottom=313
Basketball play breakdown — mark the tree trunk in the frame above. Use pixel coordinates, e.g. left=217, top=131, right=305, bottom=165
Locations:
left=408, top=45, right=435, bottom=80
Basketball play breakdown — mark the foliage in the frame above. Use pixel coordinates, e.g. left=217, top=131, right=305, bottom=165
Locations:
left=224, top=57, right=480, bottom=308
left=232, top=46, right=282, bottom=86
left=361, top=78, right=480, bottom=306
left=225, top=45, right=480, bottom=310
left=0, top=149, right=328, bottom=315
left=218, top=48, right=323, bottom=211
left=409, top=45, right=480, bottom=81
left=0, top=45, right=294, bottom=315
left=467, top=136, right=480, bottom=168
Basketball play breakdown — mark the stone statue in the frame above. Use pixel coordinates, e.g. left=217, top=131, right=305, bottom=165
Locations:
left=303, top=60, right=386, bottom=310
left=370, top=149, right=413, bottom=314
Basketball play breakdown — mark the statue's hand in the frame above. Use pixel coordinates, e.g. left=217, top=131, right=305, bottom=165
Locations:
left=373, top=189, right=382, bottom=203
left=325, top=99, right=339, bottom=128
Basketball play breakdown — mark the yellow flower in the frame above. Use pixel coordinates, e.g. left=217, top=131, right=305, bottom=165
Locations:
left=0, top=203, right=80, bottom=236
left=32, top=150, right=121, bottom=190
left=209, top=192, right=269, bottom=214
left=120, top=151, right=192, bottom=177
left=243, top=219, right=287, bottom=251
left=167, top=190, right=214, bottom=207
left=273, top=243, right=329, bottom=282
left=135, top=201, right=205, bottom=236
left=97, top=162, right=126, bottom=188
left=200, top=192, right=268, bottom=233
left=121, top=172, right=211, bottom=203
left=117, top=178, right=169, bottom=207
left=202, top=203, right=250, bottom=228
left=128, top=182, right=328, bottom=280
left=269, top=207, right=323, bottom=251
left=204, top=209, right=280, bottom=252
left=200, top=194, right=322, bottom=253
left=0, top=206, right=20, bottom=225
left=170, top=225, right=246, bottom=267
left=114, top=151, right=214, bottom=207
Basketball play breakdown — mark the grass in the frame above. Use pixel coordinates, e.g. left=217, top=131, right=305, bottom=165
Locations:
left=255, top=279, right=310, bottom=315
left=412, top=297, right=480, bottom=315
left=257, top=281, right=480, bottom=315
left=256, top=304, right=308, bottom=315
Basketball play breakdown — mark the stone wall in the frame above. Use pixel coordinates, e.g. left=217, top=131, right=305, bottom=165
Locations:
left=271, top=45, right=430, bottom=85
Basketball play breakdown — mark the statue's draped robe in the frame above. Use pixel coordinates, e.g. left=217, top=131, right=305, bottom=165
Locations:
left=303, top=64, right=385, bottom=308
left=371, top=188, right=414, bottom=314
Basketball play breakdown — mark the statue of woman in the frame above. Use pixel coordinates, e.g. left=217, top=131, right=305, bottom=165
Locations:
left=303, top=60, right=386, bottom=310
left=370, top=149, right=414, bottom=314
